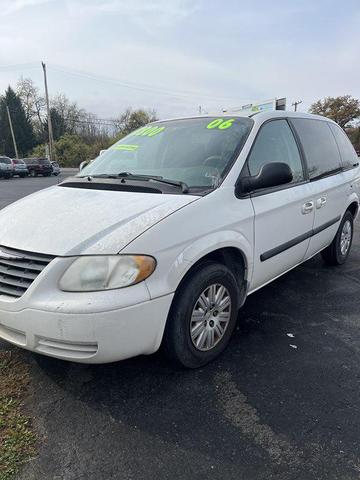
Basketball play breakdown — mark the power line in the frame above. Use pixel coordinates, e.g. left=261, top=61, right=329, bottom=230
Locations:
left=48, top=63, right=252, bottom=103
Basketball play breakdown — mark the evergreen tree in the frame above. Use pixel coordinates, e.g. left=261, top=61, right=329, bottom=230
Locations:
left=0, top=86, right=36, bottom=157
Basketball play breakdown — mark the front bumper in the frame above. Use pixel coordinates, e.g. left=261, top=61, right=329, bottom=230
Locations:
left=0, top=294, right=173, bottom=363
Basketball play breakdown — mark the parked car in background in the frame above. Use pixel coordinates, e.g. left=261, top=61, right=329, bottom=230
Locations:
left=24, top=158, right=53, bottom=177
left=51, top=161, right=61, bottom=176
left=0, top=156, right=13, bottom=179
left=11, top=159, right=28, bottom=178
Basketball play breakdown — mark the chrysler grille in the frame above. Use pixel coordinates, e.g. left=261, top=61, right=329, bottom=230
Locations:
left=0, top=246, right=55, bottom=298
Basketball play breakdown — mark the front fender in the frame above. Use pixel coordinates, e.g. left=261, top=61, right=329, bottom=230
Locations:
left=122, top=187, right=255, bottom=300
left=144, top=229, right=253, bottom=300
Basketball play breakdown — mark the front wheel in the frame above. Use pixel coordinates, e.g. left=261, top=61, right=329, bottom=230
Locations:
left=321, top=211, right=354, bottom=265
left=162, top=262, right=240, bottom=368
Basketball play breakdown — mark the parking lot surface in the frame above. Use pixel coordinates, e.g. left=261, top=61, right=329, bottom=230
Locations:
left=1, top=175, right=360, bottom=480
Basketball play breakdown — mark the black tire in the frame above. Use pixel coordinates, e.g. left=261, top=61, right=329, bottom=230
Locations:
left=162, top=262, right=240, bottom=368
left=321, top=211, right=354, bottom=265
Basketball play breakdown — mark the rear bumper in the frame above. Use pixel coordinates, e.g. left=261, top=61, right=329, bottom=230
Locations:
left=0, top=294, right=173, bottom=363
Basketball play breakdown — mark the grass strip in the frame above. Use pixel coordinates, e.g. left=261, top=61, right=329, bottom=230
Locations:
left=0, top=351, right=36, bottom=480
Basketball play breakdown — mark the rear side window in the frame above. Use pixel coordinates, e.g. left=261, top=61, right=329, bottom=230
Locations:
left=329, top=124, right=359, bottom=170
left=247, top=119, right=304, bottom=183
left=0, top=157, right=11, bottom=164
left=292, top=119, right=342, bottom=180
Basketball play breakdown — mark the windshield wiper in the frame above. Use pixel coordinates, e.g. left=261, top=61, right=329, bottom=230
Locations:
left=88, top=172, right=190, bottom=193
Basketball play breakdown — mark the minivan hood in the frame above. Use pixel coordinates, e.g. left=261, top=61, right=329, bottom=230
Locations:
left=0, top=185, right=198, bottom=256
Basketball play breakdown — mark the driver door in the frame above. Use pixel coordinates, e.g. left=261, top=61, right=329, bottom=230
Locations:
left=247, top=119, right=315, bottom=292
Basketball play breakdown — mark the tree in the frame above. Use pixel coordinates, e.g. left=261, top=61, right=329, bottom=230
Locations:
left=347, top=127, right=360, bottom=155
left=54, top=134, right=93, bottom=167
left=114, top=108, right=157, bottom=136
left=16, top=77, right=46, bottom=142
left=50, top=94, right=85, bottom=135
left=310, top=95, right=360, bottom=128
left=0, top=86, right=36, bottom=157
left=49, top=107, right=66, bottom=140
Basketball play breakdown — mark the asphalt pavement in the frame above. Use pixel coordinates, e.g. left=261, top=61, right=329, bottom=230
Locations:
left=1, top=174, right=360, bottom=480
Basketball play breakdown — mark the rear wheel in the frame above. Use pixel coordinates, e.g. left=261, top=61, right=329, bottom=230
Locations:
left=163, top=262, right=240, bottom=368
left=321, top=211, right=354, bottom=265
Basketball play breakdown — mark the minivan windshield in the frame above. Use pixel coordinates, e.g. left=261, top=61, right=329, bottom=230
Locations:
left=79, top=117, right=253, bottom=191
left=0, top=157, right=11, bottom=164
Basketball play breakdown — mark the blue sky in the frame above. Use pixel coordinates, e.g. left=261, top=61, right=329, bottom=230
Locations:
left=0, top=0, right=359, bottom=119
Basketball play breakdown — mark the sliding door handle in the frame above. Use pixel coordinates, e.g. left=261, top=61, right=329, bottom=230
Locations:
left=302, top=201, right=314, bottom=214
left=316, top=196, right=327, bottom=209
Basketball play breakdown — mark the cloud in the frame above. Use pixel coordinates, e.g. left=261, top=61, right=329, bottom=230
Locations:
left=66, top=0, right=200, bottom=28
left=0, top=0, right=54, bottom=15
left=0, top=0, right=359, bottom=118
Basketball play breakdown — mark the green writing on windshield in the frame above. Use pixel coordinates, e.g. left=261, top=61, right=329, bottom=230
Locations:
left=112, top=144, right=139, bottom=151
left=206, top=118, right=236, bottom=130
left=131, top=126, right=165, bottom=137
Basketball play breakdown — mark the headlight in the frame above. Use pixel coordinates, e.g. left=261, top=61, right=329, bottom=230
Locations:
left=59, top=255, right=156, bottom=292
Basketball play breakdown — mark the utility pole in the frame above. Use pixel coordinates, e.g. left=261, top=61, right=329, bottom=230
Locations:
left=292, top=100, right=302, bottom=112
left=42, top=61, right=55, bottom=161
left=6, top=106, right=19, bottom=159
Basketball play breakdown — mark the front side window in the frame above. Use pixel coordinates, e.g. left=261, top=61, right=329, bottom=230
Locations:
left=247, top=119, right=304, bottom=183
left=329, top=123, right=358, bottom=170
left=80, top=117, right=253, bottom=191
left=292, top=119, right=342, bottom=180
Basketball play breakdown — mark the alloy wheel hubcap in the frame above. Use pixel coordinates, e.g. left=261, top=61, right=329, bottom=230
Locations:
left=190, top=283, right=232, bottom=352
left=340, top=220, right=352, bottom=256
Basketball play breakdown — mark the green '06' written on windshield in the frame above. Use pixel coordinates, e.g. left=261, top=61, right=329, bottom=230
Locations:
left=206, top=118, right=236, bottom=130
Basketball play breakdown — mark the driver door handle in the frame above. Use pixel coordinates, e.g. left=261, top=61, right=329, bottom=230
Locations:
left=301, top=201, right=314, bottom=214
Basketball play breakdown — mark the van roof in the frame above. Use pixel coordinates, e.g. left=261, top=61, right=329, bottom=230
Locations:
left=152, top=110, right=334, bottom=125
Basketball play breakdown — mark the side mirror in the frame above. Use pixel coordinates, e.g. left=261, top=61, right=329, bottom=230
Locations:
left=79, top=160, right=89, bottom=171
left=237, top=162, right=293, bottom=194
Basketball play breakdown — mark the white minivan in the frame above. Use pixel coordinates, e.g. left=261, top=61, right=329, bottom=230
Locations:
left=0, top=111, right=359, bottom=368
